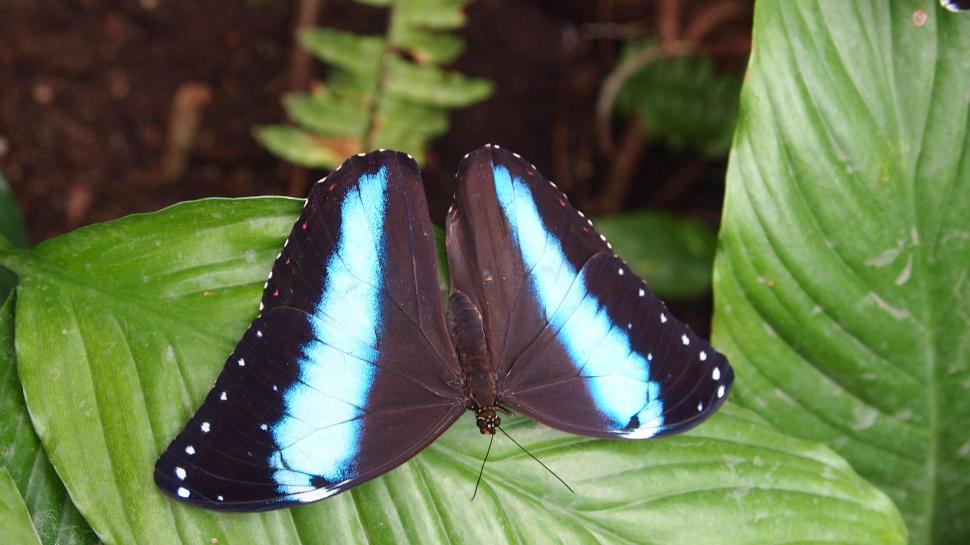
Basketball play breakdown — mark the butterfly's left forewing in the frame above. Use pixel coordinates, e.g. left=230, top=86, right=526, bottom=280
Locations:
left=155, top=152, right=464, bottom=511
left=447, top=145, right=733, bottom=439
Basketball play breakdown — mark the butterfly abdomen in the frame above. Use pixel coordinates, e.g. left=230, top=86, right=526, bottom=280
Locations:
left=448, top=291, right=502, bottom=433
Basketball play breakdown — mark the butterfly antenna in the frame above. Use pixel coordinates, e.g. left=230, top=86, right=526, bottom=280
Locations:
left=497, top=426, right=574, bottom=494
left=472, top=434, right=494, bottom=501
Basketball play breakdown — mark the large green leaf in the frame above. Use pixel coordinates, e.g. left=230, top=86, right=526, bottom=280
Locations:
left=712, top=1, right=970, bottom=543
left=2, top=197, right=904, bottom=544
left=0, top=467, right=43, bottom=545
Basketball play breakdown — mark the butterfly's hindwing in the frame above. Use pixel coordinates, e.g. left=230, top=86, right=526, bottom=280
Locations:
left=448, top=146, right=733, bottom=439
left=155, top=152, right=464, bottom=511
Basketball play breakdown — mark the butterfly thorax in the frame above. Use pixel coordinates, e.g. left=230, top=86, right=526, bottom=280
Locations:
left=447, top=291, right=501, bottom=434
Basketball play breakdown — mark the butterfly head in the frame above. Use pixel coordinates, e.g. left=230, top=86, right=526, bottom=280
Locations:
left=475, top=406, right=501, bottom=435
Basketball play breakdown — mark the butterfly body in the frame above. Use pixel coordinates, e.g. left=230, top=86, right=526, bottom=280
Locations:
left=155, top=145, right=733, bottom=511
left=448, top=291, right=503, bottom=434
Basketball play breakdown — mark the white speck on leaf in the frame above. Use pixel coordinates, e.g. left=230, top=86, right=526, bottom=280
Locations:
left=245, top=249, right=258, bottom=263
left=851, top=405, right=879, bottom=431
left=773, top=389, right=796, bottom=405
left=895, top=254, right=913, bottom=286
left=863, top=292, right=911, bottom=321
left=865, top=240, right=904, bottom=267
left=892, top=409, right=913, bottom=422
left=958, top=440, right=970, bottom=459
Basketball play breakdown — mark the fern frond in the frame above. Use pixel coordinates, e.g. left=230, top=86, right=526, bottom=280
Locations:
left=256, top=0, right=493, bottom=169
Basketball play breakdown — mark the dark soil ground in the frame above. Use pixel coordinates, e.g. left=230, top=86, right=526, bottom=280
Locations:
left=0, top=0, right=752, bottom=333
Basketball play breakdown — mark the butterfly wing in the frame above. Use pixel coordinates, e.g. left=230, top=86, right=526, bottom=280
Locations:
left=446, top=145, right=732, bottom=439
left=942, top=0, right=970, bottom=12
left=155, top=151, right=464, bottom=511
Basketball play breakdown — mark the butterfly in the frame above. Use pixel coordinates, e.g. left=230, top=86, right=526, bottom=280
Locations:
left=154, top=145, right=733, bottom=511
left=942, top=0, right=970, bottom=11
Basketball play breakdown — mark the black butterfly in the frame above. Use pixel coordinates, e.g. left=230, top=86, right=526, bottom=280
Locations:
left=154, top=146, right=733, bottom=511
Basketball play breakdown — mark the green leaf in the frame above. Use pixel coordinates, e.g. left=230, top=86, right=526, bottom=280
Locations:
left=391, top=27, right=465, bottom=64
left=298, top=28, right=384, bottom=77
left=6, top=197, right=904, bottom=544
left=0, top=292, right=98, bottom=545
left=283, top=94, right=369, bottom=138
left=0, top=173, right=28, bottom=250
left=0, top=467, right=43, bottom=545
left=393, top=0, right=466, bottom=30
left=596, top=211, right=717, bottom=299
left=385, top=58, right=494, bottom=108
left=0, top=172, right=28, bottom=301
left=252, top=125, right=352, bottom=169
left=712, top=2, right=970, bottom=543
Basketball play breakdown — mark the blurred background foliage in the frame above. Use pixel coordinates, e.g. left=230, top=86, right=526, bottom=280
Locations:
left=255, top=0, right=494, bottom=169
left=613, top=45, right=740, bottom=158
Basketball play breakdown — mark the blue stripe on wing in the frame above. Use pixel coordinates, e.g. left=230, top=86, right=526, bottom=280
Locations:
left=269, top=166, right=389, bottom=501
left=492, top=165, right=665, bottom=438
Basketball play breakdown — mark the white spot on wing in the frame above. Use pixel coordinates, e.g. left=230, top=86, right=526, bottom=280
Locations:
left=237, top=358, right=245, bottom=367
left=697, top=402, right=703, bottom=412
left=260, top=423, right=269, bottom=431
left=660, top=313, right=667, bottom=323
left=220, top=391, right=228, bottom=401
left=638, top=288, right=645, bottom=297
left=618, top=268, right=624, bottom=275
left=256, top=330, right=263, bottom=338
left=681, top=334, right=690, bottom=345
left=185, top=445, right=196, bottom=455
left=177, top=487, right=190, bottom=498
left=717, top=385, right=726, bottom=398
left=175, top=467, right=187, bottom=480
left=699, top=350, right=707, bottom=361
left=200, top=421, right=210, bottom=433
left=713, top=367, right=721, bottom=381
